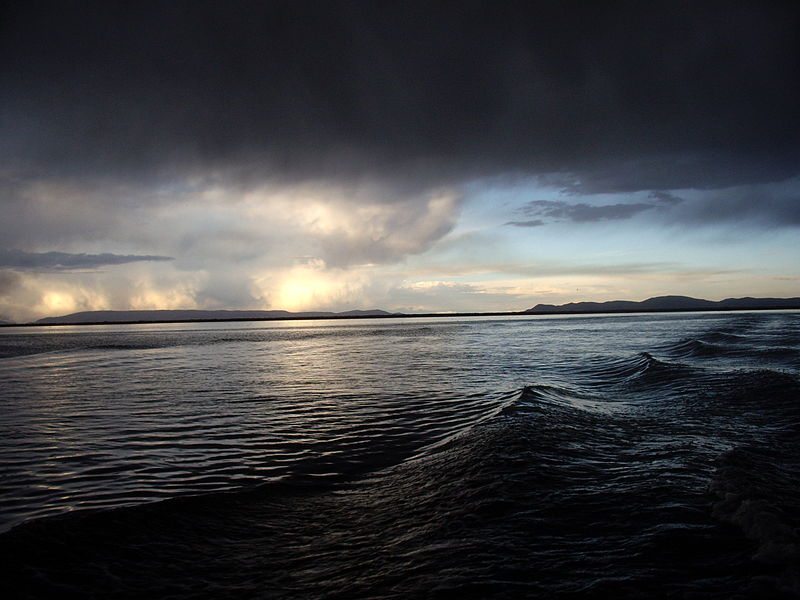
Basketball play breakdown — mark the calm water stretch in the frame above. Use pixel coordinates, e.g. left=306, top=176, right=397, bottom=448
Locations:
left=1, top=312, right=799, bottom=598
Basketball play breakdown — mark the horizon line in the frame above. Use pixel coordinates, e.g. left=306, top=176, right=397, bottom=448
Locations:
left=4, top=305, right=800, bottom=328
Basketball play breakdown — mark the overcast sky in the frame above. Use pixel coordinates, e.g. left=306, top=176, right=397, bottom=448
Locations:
left=1, top=0, right=798, bottom=322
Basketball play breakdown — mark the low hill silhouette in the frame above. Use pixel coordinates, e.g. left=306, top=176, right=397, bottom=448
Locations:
left=526, top=295, right=800, bottom=314
left=35, top=309, right=393, bottom=325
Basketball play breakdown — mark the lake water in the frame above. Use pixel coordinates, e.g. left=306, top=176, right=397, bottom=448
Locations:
left=1, top=312, right=799, bottom=598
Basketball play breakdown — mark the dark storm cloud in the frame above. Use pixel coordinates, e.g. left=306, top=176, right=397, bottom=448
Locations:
left=542, top=154, right=800, bottom=194
left=517, top=200, right=655, bottom=224
left=1, top=0, right=798, bottom=189
left=669, top=187, right=800, bottom=227
left=0, top=249, right=173, bottom=270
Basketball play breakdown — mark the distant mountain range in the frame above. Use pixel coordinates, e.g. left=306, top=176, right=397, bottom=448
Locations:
left=35, top=309, right=394, bottom=325
left=525, top=295, right=800, bottom=314
left=6, top=296, right=799, bottom=325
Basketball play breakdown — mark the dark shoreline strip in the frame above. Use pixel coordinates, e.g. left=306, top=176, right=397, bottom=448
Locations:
left=2, top=306, right=799, bottom=328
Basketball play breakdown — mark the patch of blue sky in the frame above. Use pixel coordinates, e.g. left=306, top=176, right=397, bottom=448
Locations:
left=431, top=175, right=800, bottom=296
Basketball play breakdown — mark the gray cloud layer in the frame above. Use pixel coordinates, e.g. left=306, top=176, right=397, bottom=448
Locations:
left=669, top=187, right=800, bottom=227
left=508, top=182, right=800, bottom=229
left=505, top=219, right=546, bottom=228
left=2, top=1, right=798, bottom=191
left=0, top=249, right=174, bottom=270
left=514, top=200, right=656, bottom=224
left=648, top=191, right=684, bottom=205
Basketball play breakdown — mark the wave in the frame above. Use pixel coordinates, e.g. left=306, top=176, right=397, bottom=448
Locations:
left=576, top=351, right=662, bottom=382
left=4, top=368, right=797, bottom=599
left=701, top=331, right=749, bottom=344
left=663, top=337, right=731, bottom=358
left=0, top=382, right=514, bottom=534
left=691, top=369, right=800, bottom=417
left=0, top=324, right=465, bottom=360
left=570, top=352, right=704, bottom=400
left=10, top=366, right=785, bottom=598
left=710, top=442, right=800, bottom=596
left=517, top=382, right=590, bottom=406
left=656, top=336, right=800, bottom=371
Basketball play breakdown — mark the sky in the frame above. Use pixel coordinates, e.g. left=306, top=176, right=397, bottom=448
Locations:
left=1, top=0, right=799, bottom=322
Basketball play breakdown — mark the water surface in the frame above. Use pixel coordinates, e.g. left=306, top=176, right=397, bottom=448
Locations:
left=1, top=312, right=798, bottom=598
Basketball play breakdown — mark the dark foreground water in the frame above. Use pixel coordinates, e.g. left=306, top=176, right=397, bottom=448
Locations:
left=1, top=312, right=799, bottom=598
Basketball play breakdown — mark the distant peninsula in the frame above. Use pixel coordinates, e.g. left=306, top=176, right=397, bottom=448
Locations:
left=34, top=309, right=394, bottom=325
left=525, top=295, right=800, bottom=314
